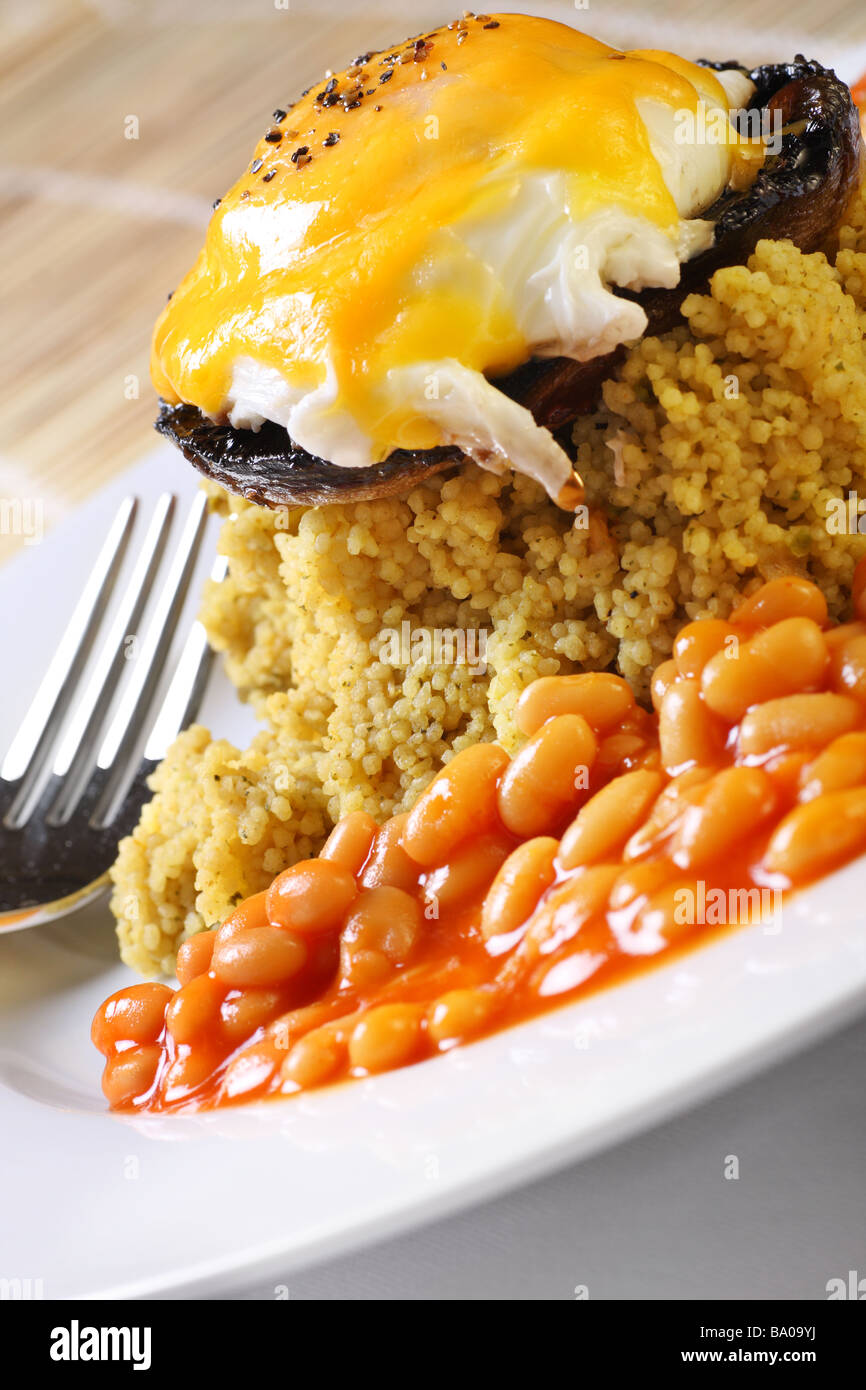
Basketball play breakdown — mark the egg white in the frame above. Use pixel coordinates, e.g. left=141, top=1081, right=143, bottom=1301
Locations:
left=224, top=74, right=755, bottom=501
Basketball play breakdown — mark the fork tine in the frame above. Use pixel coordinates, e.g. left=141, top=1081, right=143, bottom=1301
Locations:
left=143, top=554, right=228, bottom=763
left=89, top=490, right=210, bottom=828
left=45, top=494, right=176, bottom=826
left=1, top=497, right=137, bottom=828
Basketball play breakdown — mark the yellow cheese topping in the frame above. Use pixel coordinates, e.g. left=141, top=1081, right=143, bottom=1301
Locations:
left=152, top=14, right=757, bottom=460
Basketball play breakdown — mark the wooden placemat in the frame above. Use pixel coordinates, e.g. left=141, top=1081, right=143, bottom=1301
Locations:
left=0, top=0, right=453, bottom=563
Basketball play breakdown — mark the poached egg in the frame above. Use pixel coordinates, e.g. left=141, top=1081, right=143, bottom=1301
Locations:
left=151, top=14, right=761, bottom=505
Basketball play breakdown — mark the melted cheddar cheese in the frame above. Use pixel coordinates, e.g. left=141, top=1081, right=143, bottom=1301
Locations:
left=152, top=14, right=760, bottom=499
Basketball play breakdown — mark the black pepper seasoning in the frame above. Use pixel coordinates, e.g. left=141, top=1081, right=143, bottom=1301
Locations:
left=265, top=129, right=282, bottom=143
left=263, top=169, right=276, bottom=182
left=323, top=131, right=340, bottom=146
left=273, top=109, right=287, bottom=121
left=250, top=157, right=263, bottom=173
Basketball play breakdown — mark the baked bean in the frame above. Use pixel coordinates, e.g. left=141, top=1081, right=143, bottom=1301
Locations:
left=853, top=558, right=866, bottom=622
left=630, top=879, right=703, bottom=948
left=320, top=810, right=378, bottom=875
left=500, top=866, right=621, bottom=993
left=632, top=745, right=663, bottom=773
left=551, top=864, right=620, bottom=925
left=558, top=769, right=664, bottom=870
left=608, top=861, right=677, bottom=912
left=176, top=930, right=216, bottom=986
left=480, top=837, right=558, bottom=940
left=497, top=714, right=597, bottom=838
left=428, top=988, right=496, bottom=1046
left=339, top=885, right=421, bottom=990
left=515, top=673, right=633, bottom=737
left=403, top=743, right=510, bottom=867
left=701, top=618, right=828, bottom=723
left=165, top=971, right=226, bottom=1045
left=738, top=693, right=861, bottom=758
left=220, top=988, right=286, bottom=1045
left=338, top=948, right=392, bottom=993
left=651, top=659, right=678, bottom=714
left=266, top=858, right=357, bottom=934
left=423, top=831, right=513, bottom=913
left=101, top=1045, right=162, bottom=1107
left=212, top=923, right=308, bottom=989
left=670, top=767, right=776, bottom=871
left=361, top=813, right=420, bottom=893
left=762, top=749, right=813, bottom=799
left=348, top=1004, right=425, bottom=1073
left=830, top=632, right=866, bottom=702
left=594, top=731, right=649, bottom=776
left=764, top=788, right=866, bottom=881
left=673, top=619, right=736, bottom=679
left=281, top=1026, right=347, bottom=1089
left=164, top=1040, right=226, bottom=1097
left=627, top=706, right=661, bottom=742
left=215, top=890, right=270, bottom=942
left=91, top=983, right=173, bottom=1055
left=623, top=768, right=714, bottom=861
left=267, top=1000, right=346, bottom=1053
left=658, top=679, right=725, bottom=775
left=510, top=865, right=620, bottom=974
left=799, top=732, right=866, bottom=802
left=222, top=1036, right=283, bottom=1100
left=824, top=620, right=866, bottom=654
left=729, top=576, right=828, bottom=629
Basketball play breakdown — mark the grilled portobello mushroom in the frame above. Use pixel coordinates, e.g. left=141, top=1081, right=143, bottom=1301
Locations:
left=156, top=58, right=862, bottom=510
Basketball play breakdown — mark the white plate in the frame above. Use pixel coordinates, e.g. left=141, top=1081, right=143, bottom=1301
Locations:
left=1, top=447, right=866, bottom=1299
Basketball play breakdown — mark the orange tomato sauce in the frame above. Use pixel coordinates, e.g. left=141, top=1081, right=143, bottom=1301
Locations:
left=92, top=566, right=866, bottom=1112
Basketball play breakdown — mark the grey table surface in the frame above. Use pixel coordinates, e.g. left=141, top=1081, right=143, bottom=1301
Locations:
left=224, top=1015, right=866, bottom=1301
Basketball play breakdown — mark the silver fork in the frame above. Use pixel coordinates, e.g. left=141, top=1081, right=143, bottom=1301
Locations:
left=0, top=490, right=222, bottom=930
